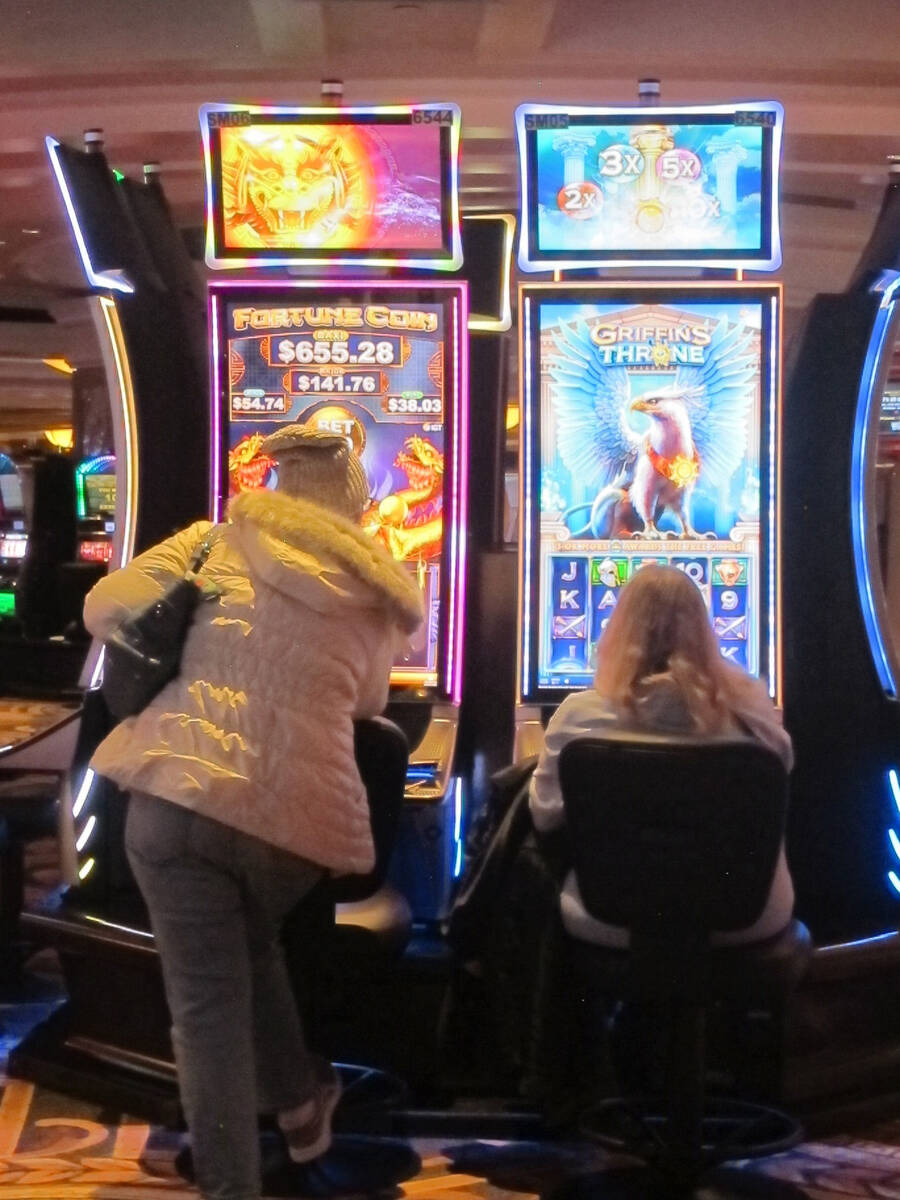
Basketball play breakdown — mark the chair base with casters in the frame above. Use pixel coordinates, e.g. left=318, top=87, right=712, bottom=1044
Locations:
left=555, top=732, right=815, bottom=1199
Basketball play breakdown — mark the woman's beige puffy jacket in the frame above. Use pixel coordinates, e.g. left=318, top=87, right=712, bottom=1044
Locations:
left=84, top=488, right=423, bottom=874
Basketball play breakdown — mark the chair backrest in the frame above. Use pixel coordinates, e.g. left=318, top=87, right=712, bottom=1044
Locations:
left=332, top=715, right=409, bottom=903
left=558, top=731, right=787, bottom=955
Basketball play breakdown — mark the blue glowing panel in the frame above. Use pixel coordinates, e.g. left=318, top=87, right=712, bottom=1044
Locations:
left=519, top=285, right=781, bottom=700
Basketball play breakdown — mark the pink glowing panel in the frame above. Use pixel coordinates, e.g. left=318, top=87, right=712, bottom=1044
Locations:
left=201, top=103, right=462, bottom=271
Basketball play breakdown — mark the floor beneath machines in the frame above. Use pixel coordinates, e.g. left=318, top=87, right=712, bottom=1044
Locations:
left=7, top=842, right=900, bottom=1198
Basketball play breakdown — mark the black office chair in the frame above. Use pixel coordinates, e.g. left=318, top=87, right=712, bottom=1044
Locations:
left=555, top=731, right=812, bottom=1200
left=269, top=716, right=420, bottom=1195
left=284, top=715, right=413, bottom=1106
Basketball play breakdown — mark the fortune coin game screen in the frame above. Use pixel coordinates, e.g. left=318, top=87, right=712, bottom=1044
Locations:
left=216, top=289, right=465, bottom=690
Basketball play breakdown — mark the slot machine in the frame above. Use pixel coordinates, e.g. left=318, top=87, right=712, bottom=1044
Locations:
left=782, top=159, right=900, bottom=945
left=201, top=102, right=469, bottom=921
left=74, top=454, right=116, bottom=567
left=0, top=452, right=28, bottom=617
left=513, top=100, right=785, bottom=759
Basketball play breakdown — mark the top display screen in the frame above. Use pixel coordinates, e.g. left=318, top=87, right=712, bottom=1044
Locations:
left=0, top=473, right=23, bottom=516
left=516, top=102, right=783, bottom=272
left=201, top=103, right=462, bottom=270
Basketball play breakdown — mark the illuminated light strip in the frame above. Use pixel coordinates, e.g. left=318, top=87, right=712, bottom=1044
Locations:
left=72, top=768, right=95, bottom=821
left=886, top=769, right=900, bottom=899
left=97, top=298, right=138, bottom=572
left=75, top=814, right=97, bottom=854
left=199, top=102, right=463, bottom=272
left=210, top=295, right=223, bottom=521
left=445, top=296, right=461, bottom=697
left=851, top=271, right=900, bottom=696
left=466, top=214, right=516, bottom=333
left=83, top=913, right=154, bottom=938
left=521, top=294, right=534, bottom=697
left=514, top=101, right=784, bottom=274
left=45, top=136, right=134, bottom=294
left=78, top=858, right=95, bottom=881
left=818, top=929, right=899, bottom=951
left=445, top=289, right=469, bottom=704
left=889, top=768, right=900, bottom=813
left=768, top=293, right=780, bottom=699
left=452, top=776, right=464, bottom=878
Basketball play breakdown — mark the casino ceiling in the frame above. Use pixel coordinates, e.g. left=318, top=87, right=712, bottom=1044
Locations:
left=0, top=0, right=897, bottom=430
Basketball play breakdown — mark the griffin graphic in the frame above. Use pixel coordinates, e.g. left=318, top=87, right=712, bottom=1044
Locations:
left=548, top=317, right=757, bottom=539
left=222, top=129, right=369, bottom=249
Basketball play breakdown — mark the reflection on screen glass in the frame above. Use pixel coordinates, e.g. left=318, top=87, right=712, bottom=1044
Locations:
left=224, top=297, right=450, bottom=687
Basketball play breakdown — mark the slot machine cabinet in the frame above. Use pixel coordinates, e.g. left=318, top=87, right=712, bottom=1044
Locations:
left=210, top=281, right=469, bottom=923
left=782, top=161, right=900, bottom=943
left=511, top=100, right=785, bottom=764
left=200, top=101, right=472, bottom=924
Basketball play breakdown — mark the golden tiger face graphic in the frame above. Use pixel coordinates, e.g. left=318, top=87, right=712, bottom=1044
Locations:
left=220, top=125, right=376, bottom=250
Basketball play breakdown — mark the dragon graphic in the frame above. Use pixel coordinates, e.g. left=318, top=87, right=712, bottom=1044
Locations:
left=364, top=436, right=443, bottom=562
left=221, top=127, right=371, bottom=249
left=548, top=316, right=757, bottom=539
left=228, top=434, right=274, bottom=494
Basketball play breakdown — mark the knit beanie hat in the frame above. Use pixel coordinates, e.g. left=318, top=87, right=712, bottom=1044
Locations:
left=258, top=423, right=370, bottom=521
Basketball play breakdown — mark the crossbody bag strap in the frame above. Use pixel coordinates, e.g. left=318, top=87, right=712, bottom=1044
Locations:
left=187, top=522, right=224, bottom=577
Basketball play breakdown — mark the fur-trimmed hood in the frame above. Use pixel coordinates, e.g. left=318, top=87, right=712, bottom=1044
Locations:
left=228, top=488, right=423, bottom=635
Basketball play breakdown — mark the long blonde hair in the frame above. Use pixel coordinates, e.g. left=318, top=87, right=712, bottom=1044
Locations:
left=594, top=565, right=792, bottom=767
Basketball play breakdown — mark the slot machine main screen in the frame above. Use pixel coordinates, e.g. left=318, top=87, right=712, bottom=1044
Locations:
left=219, top=292, right=463, bottom=690
left=520, top=285, right=780, bottom=700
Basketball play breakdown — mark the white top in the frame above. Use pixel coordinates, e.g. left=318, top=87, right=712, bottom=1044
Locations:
left=528, top=682, right=795, bottom=948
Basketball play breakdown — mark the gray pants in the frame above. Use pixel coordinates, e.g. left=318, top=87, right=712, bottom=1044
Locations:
left=125, top=791, right=323, bottom=1200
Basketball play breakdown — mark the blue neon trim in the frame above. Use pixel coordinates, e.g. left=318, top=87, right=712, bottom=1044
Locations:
left=890, top=769, right=900, bottom=814
left=818, top=929, right=899, bottom=951
left=851, top=271, right=900, bottom=696
left=890, top=872, right=900, bottom=896
left=889, top=828, right=900, bottom=861
left=452, top=777, right=464, bottom=878
left=45, top=136, right=134, bottom=294
left=406, top=765, right=439, bottom=781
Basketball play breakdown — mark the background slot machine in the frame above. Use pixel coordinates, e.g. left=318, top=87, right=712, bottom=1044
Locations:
left=513, top=100, right=785, bottom=759
left=201, top=102, right=469, bottom=922
left=0, top=452, right=28, bottom=617
left=74, top=453, right=116, bottom=566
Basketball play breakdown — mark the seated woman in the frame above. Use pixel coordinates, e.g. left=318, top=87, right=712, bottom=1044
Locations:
left=529, top=563, right=794, bottom=949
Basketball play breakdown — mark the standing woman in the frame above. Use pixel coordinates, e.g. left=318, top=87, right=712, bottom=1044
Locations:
left=83, top=425, right=423, bottom=1200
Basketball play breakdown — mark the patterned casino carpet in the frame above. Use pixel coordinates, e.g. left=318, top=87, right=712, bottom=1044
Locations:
left=6, top=850, right=900, bottom=1197
left=2, top=1073, right=900, bottom=1200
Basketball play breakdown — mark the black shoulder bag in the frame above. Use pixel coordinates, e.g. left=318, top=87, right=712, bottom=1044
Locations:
left=101, top=530, right=218, bottom=721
